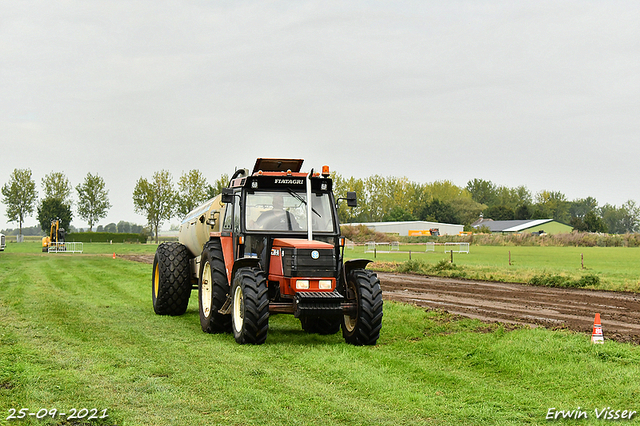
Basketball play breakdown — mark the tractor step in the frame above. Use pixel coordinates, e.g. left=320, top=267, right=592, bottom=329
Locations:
left=294, top=291, right=344, bottom=318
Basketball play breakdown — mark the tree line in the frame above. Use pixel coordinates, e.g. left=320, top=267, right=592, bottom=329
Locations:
left=4, top=168, right=638, bottom=242
left=331, top=175, right=639, bottom=234
left=0, top=221, right=145, bottom=237
left=132, top=170, right=229, bottom=242
left=131, top=170, right=639, bottom=240
left=1, top=169, right=112, bottom=237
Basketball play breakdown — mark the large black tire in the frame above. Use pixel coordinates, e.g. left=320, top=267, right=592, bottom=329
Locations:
left=152, top=242, right=192, bottom=316
left=300, top=316, right=341, bottom=335
left=342, top=269, right=383, bottom=345
left=231, top=267, right=269, bottom=344
left=199, top=240, right=231, bottom=333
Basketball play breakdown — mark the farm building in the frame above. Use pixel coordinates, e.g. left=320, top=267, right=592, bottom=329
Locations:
left=342, top=221, right=464, bottom=236
left=472, top=218, right=572, bottom=235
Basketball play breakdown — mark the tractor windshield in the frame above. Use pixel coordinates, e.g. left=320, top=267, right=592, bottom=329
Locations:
left=245, top=191, right=335, bottom=233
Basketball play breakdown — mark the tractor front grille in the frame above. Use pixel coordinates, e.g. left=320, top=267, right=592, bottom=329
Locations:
left=282, top=248, right=336, bottom=278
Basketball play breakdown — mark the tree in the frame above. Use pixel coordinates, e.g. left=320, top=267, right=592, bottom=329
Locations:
left=600, top=201, right=639, bottom=234
left=620, top=200, right=640, bottom=233
left=37, top=198, right=72, bottom=233
left=418, top=199, right=459, bottom=224
left=332, top=173, right=367, bottom=223
left=514, top=204, right=532, bottom=220
left=494, top=185, right=531, bottom=209
left=76, top=173, right=111, bottom=232
left=104, top=223, right=117, bottom=233
left=484, top=205, right=515, bottom=221
left=570, top=216, right=588, bottom=232
left=382, top=206, right=416, bottom=222
left=177, top=169, right=210, bottom=218
left=206, top=173, right=230, bottom=200
left=568, top=197, right=599, bottom=219
left=1, top=168, right=37, bottom=237
left=449, top=197, right=486, bottom=226
left=534, top=190, right=570, bottom=223
left=133, top=170, right=177, bottom=243
left=42, top=171, right=73, bottom=205
left=466, top=179, right=497, bottom=206
left=584, top=211, right=607, bottom=233
left=117, top=221, right=131, bottom=233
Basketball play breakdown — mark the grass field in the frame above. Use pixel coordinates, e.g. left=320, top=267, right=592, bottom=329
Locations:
left=347, top=244, right=640, bottom=292
left=2, top=247, right=640, bottom=425
left=5, top=241, right=640, bottom=291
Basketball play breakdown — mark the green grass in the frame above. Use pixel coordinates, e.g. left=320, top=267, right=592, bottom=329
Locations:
left=2, top=253, right=640, bottom=425
left=346, top=244, right=640, bottom=292
left=1, top=241, right=158, bottom=255
left=4, top=241, right=640, bottom=291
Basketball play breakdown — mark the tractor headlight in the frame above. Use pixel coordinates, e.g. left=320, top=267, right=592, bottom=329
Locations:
left=319, top=280, right=332, bottom=290
left=296, top=280, right=310, bottom=290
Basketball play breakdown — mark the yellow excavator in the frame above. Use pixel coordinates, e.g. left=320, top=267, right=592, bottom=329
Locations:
left=42, top=220, right=66, bottom=252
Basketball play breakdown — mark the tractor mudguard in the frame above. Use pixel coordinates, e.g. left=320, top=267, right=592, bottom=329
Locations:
left=343, top=259, right=372, bottom=276
left=231, top=257, right=262, bottom=283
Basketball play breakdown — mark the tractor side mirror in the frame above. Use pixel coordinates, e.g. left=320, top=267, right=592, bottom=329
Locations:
left=221, top=188, right=234, bottom=204
left=206, top=210, right=219, bottom=227
left=346, top=192, right=357, bottom=207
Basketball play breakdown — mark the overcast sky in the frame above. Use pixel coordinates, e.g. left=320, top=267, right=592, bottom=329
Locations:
left=2, top=1, right=639, bottom=232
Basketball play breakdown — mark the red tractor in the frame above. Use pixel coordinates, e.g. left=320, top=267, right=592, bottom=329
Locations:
left=152, top=158, right=383, bottom=345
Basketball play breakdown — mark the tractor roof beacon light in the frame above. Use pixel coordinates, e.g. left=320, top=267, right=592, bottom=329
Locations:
left=322, top=165, right=330, bottom=177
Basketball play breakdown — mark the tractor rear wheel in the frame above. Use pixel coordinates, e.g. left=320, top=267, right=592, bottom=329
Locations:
left=231, top=267, right=269, bottom=344
left=342, top=269, right=383, bottom=345
left=152, top=242, right=192, bottom=316
left=199, top=240, right=231, bottom=333
left=300, top=316, right=341, bottom=335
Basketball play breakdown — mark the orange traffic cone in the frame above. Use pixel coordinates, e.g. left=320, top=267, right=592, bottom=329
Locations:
left=113, top=253, right=116, bottom=259
left=591, top=313, right=604, bottom=344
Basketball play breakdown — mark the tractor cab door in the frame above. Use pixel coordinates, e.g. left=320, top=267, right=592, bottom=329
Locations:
left=220, top=191, right=241, bottom=279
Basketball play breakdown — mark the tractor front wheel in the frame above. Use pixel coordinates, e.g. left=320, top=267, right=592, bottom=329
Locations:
left=152, top=242, right=192, bottom=316
left=231, top=267, right=269, bottom=344
left=342, top=269, right=383, bottom=345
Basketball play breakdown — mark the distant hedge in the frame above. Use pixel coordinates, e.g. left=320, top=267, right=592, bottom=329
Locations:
left=66, top=232, right=148, bottom=244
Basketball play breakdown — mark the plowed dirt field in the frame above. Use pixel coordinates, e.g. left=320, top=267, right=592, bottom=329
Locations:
left=378, top=272, right=640, bottom=344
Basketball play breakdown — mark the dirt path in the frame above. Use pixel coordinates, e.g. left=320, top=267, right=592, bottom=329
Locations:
left=378, top=272, right=640, bottom=344
left=124, top=255, right=640, bottom=343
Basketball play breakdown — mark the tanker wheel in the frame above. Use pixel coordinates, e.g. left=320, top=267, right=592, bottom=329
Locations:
left=342, top=269, right=383, bottom=345
left=152, top=242, right=192, bottom=316
left=231, top=267, right=269, bottom=344
left=300, top=316, right=341, bottom=335
left=199, top=240, right=231, bottom=333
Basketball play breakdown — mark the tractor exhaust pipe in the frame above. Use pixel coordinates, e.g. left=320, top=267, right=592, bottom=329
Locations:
left=307, top=168, right=313, bottom=241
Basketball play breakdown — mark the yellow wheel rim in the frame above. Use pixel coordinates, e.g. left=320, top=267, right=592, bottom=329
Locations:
left=344, top=281, right=358, bottom=332
left=201, top=262, right=213, bottom=318
left=233, top=285, right=244, bottom=333
left=154, top=264, right=160, bottom=298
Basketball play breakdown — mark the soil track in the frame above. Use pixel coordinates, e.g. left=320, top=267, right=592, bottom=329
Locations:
left=378, top=272, right=640, bottom=344
left=124, top=255, right=640, bottom=343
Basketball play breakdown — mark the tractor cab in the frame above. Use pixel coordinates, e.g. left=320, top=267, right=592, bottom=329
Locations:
left=219, top=159, right=343, bottom=309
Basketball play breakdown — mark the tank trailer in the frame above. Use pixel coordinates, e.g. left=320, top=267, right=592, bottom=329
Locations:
left=152, top=158, right=383, bottom=345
